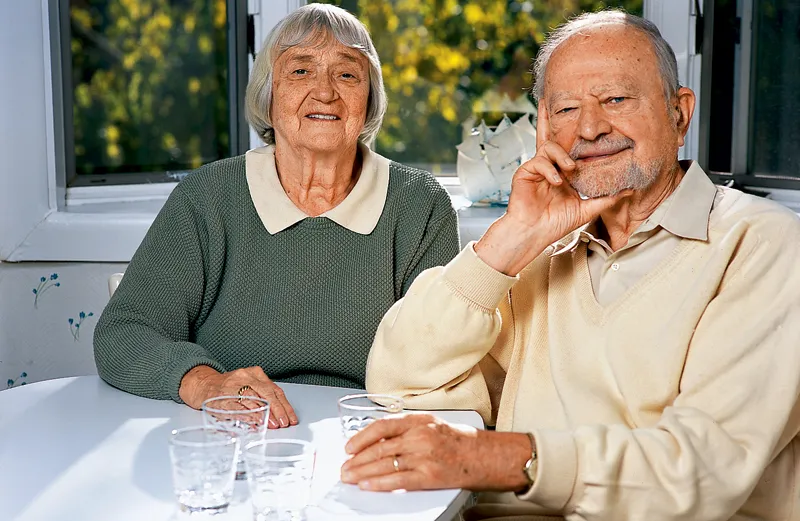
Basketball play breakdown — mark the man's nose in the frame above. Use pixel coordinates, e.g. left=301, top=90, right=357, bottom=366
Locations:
left=577, top=103, right=612, bottom=141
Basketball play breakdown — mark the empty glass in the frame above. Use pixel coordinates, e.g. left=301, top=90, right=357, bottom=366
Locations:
left=168, top=426, right=239, bottom=515
left=337, top=394, right=404, bottom=439
left=202, top=395, right=270, bottom=479
left=243, top=439, right=316, bottom=521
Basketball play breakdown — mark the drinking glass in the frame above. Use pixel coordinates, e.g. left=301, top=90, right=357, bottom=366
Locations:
left=168, top=426, right=239, bottom=515
left=337, top=394, right=404, bottom=439
left=202, top=395, right=270, bottom=480
left=243, top=439, right=316, bottom=521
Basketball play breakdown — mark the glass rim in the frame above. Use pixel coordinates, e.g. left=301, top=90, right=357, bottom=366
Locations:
left=337, top=393, right=404, bottom=412
left=243, top=438, right=315, bottom=462
left=201, top=395, right=270, bottom=414
left=169, top=426, right=239, bottom=447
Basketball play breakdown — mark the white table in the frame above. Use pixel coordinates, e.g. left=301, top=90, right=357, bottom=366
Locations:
left=0, top=376, right=483, bottom=521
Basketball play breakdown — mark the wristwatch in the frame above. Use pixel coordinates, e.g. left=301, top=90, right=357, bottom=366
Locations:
left=521, top=432, right=538, bottom=493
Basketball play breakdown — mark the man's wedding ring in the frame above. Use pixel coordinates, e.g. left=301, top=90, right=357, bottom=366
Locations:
left=392, top=456, right=400, bottom=472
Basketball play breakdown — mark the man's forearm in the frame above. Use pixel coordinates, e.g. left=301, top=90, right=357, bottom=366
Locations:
left=475, top=215, right=551, bottom=277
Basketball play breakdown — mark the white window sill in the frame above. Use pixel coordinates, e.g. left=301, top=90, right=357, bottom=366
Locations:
left=8, top=179, right=799, bottom=263
left=5, top=183, right=177, bottom=262
left=6, top=179, right=504, bottom=262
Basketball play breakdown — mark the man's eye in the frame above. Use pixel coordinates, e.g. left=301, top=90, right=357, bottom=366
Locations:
left=609, top=97, right=626, bottom=104
left=556, top=107, right=576, bottom=114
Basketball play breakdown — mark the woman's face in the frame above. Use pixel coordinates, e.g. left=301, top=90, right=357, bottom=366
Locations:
left=270, top=34, right=370, bottom=154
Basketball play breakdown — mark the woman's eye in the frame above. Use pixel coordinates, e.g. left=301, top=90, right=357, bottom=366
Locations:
left=341, top=72, right=356, bottom=79
left=292, top=69, right=308, bottom=75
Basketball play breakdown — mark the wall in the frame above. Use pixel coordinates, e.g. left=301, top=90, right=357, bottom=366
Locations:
left=0, top=262, right=126, bottom=390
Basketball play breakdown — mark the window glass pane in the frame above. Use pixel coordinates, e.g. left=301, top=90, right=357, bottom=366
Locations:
left=312, top=0, right=642, bottom=174
left=749, top=0, right=800, bottom=178
left=68, top=0, right=231, bottom=177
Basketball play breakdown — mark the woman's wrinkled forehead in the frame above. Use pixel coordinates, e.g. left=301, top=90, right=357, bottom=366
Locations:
left=274, top=27, right=368, bottom=61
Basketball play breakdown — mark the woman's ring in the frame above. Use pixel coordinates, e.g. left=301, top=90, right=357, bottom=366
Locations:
left=392, top=456, right=400, bottom=472
left=237, top=385, right=253, bottom=402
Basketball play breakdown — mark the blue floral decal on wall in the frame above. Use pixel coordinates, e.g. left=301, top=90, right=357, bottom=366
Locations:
left=33, top=273, right=60, bottom=309
left=7, top=372, right=28, bottom=389
left=68, top=311, right=94, bottom=341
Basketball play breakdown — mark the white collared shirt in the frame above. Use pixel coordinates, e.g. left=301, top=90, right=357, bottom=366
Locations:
left=244, top=142, right=391, bottom=235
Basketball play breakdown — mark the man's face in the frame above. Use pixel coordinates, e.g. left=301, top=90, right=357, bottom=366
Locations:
left=271, top=34, right=370, bottom=153
left=544, top=26, right=686, bottom=198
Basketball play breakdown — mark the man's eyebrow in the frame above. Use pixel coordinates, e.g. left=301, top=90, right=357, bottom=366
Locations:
left=548, top=91, right=577, bottom=104
left=547, top=82, right=639, bottom=104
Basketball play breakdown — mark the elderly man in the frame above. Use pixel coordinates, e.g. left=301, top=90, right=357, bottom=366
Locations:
left=340, top=10, right=800, bottom=521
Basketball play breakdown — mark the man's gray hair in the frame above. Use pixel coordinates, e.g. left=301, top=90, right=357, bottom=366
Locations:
left=245, top=4, right=387, bottom=146
left=532, top=10, right=680, bottom=102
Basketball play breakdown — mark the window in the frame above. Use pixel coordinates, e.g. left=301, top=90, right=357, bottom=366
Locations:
left=58, top=0, right=250, bottom=186
left=0, top=0, right=277, bottom=262
left=311, top=0, right=643, bottom=175
left=701, top=0, right=800, bottom=190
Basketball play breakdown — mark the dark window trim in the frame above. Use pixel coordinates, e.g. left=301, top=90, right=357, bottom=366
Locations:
left=701, top=0, right=799, bottom=191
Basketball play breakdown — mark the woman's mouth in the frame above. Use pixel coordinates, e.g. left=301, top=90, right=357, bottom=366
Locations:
left=306, top=113, right=340, bottom=121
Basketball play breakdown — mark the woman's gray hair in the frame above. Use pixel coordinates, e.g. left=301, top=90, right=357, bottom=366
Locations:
left=532, top=10, right=680, bottom=103
left=245, top=4, right=387, bottom=146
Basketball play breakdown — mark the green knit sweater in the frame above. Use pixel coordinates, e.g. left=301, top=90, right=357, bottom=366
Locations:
left=93, top=155, right=460, bottom=402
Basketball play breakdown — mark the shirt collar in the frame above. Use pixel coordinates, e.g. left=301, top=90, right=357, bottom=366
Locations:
left=653, top=160, right=717, bottom=241
left=551, top=160, right=717, bottom=256
left=245, top=142, right=390, bottom=235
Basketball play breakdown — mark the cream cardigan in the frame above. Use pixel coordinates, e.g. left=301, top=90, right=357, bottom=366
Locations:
left=366, top=185, right=800, bottom=520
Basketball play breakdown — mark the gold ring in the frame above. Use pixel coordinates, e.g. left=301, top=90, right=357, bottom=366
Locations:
left=237, top=385, right=253, bottom=402
left=392, top=456, right=400, bottom=472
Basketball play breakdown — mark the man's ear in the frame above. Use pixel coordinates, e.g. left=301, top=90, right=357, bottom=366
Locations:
left=673, top=87, right=696, bottom=147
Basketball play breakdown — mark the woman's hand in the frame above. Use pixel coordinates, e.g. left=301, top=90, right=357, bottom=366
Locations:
left=179, top=365, right=298, bottom=428
left=340, top=414, right=532, bottom=492
left=474, top=104, right=632, bottom=276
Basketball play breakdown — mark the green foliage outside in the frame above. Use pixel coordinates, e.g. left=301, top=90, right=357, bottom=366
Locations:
left=70, top=0, right=229, bottom=175
left=317, top=0, right=643, bottom=169
left=69, top=0, right=642, bottom=177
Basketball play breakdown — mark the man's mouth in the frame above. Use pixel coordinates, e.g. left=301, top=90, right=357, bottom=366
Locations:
left=306, top=113, right=340, bottom=120
left=575, top=147, right=630, bottom=162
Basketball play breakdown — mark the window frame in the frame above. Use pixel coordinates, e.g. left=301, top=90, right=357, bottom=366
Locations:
left=62, top=0, right=252, bottom=187
left=0, top=0, right=295, bottom=262
left=702, top=0, right=800, bottom=193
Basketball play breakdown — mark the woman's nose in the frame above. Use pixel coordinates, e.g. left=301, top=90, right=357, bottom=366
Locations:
left=311, top=74, right=336, bottom=102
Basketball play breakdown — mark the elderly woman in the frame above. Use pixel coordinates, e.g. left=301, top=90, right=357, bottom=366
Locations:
left=93, top=4, right=459, bottom=428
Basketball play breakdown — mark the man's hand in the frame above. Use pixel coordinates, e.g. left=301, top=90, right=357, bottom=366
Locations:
left=340, top=414, right=532, bottom=492
left=178, top=365, right=298, bottom=428
left=475, top=104, right=632, bottom=276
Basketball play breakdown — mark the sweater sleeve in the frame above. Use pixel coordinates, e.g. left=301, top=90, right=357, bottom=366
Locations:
left=93, top=184, right=226, bottom=402
left=367, top=244, right=517, bottom=423
left=523, top=216, right=800, bottom=520
left=400, top=188, right=461, bottom=296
